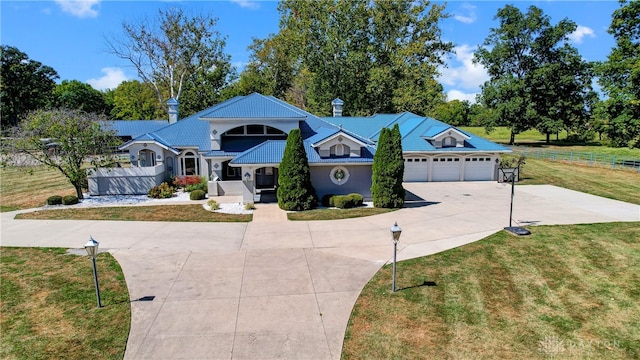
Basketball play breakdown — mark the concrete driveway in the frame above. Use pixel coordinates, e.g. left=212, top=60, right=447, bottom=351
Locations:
left=1, top=183, right=638, bottom=359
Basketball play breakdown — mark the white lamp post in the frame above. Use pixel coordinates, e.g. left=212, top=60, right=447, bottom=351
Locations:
left=84, top=236, right=102, bottom=308
left=390, top=222, right=402, bottom=292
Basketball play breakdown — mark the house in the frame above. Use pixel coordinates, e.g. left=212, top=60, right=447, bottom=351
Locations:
left=89, top=93, right=510, bottom=203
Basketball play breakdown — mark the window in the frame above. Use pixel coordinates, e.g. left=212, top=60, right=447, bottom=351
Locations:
left=335, top=143, right=345, bottom=156
left=181, top=151, right=199, bottom=176
left=266, top=126, right=285, bottom=135
left=443, top=136, right=456, bottom=147
left=247, top=124, right=264, bottom=134
left=225, top=125, right=287, bottom=136
left=226, top=126, right=244, bottom=135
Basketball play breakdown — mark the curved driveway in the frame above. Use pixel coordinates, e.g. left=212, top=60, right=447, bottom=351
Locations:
left=1, top=183, right=638, bottom=359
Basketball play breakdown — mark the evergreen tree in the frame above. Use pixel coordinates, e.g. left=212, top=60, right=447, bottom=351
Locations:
left=277, top=129, right=318, bottom=210
left=371, top=124, right=405, bottom=208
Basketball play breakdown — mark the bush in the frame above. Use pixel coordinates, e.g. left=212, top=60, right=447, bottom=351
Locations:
left=244, top=203, right=256, bottom=210
left=348, top=193, right=364, bottom=207
left=189, top=190, right=206, bottom=200
left=148, top=182, right=175, bottom=199
left=46, top=195, right=63, bottom=205
left=62, top=195, right=79, bottom=205
left=185, top=181, right=207, bottom=193
left=333, top=195, right=355, bottom=209
left=321, top=194, right=334, bottom=207
left=173, top=175, right=203, bottom=189
left=207, top=199, right=219, bottom=211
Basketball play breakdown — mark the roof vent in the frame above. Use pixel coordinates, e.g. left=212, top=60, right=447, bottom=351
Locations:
left=332, top=98, right=344, bottom=117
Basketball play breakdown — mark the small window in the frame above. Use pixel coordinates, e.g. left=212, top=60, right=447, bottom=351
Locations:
left=226, top=126, right=244, bottom=135
left=335, top=143, right=345, bottom=156
left=486, top=158, right=491, bottom=161
left=454, top=158, right=460, bottom=162
left=447, top=158, right=452, bottom=162
left=247, top=125, right=264, bottom=135
left=472, top=158, right=477, bottom=162
left=465, top=158, right=471, bottom=162
left=421, top=158, right=427, bottom=162
left=407, top=158, right=413, bottom=162
left=266, top=126, right=285, bottom=135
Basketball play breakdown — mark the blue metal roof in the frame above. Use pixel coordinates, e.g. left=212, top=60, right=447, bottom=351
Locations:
left=104, top=120, right=168, bottom=138
left=230, top=140, right=375, bottom=165
left=199, top=93, right=309, bottom=119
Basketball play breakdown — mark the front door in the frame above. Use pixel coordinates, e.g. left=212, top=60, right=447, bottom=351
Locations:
left=256, top=167, right=277, bottom=189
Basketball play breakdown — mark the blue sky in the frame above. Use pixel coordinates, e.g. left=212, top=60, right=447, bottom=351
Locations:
left=1, top=0, right=621, bottom=104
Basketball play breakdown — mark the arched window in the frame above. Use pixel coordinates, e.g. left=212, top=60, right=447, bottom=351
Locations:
left=443, top=136, right=456, bottom=147
left=181, top=151, right=199, bottom=176
left=138, top=149, right=156, bottom=167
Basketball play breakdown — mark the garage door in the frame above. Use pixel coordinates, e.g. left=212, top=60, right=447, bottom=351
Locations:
left=432, top=157, right=461, bottom=181
left=403, top=157, right=428, bottom=182
left=464, top=157, right=495, bottom=181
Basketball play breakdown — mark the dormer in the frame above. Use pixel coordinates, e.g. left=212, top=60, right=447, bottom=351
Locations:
left=313, top=131, right=368, bottom=158
left=422, top=126, right=470, bottom=148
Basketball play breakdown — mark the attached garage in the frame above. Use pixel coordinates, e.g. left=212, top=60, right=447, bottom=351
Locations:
left=431, top=157, right=461, bottom=181
left=403, top=157, right=428, bottom=182
left=464, top=156, right=495, bottom=181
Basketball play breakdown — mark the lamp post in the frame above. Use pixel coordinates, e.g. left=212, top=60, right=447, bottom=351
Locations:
left=390, top=222, right=402, bottom=292
left=84, top=236, right=102, bottom=308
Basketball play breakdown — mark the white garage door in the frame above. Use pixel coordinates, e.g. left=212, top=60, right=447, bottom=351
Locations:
left=403, top=157, right=428, bottom=182
left=432, top=157, right=461, bottom=181
left=464, top=157, right=495, bottom=181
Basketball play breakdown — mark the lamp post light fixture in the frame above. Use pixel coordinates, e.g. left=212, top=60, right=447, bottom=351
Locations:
left=84, top=236, right=102, bottom=308
left=390, top=222, right=402, bottom=292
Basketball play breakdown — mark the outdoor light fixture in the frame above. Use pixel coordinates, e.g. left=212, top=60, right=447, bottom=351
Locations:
left=84, top=236, right=102, bottom=308
left=390, top=222, right=402, bottom=292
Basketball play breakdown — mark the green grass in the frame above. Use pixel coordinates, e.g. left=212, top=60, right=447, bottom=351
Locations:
left=519, top=159, right=640, bottom=205
left=343, top=222, right=640, bottom=360
left=15, top=204, right=252, bottom=222
left=460, top=126, right=568, bottom=144
left=0, top=166, right=76, bottom=211
left=0, top=247, right=131, bottom=360
left=287, top=207, right=396, bottom=220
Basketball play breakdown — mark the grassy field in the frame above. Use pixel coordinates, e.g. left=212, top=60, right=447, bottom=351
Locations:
left=15, top=204, right=252, bottom=222
left=0, top=247, right=131, bottom=360
left=0, top=166, right=76, bottom=211
left=518, top=159, right=640, bottom=205
left=343, top=222, right=640, bottom=360
left=460, top=126, right=568, bottom=144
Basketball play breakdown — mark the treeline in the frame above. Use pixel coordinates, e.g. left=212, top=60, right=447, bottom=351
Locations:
left=1, top=1, right=638, bottom=148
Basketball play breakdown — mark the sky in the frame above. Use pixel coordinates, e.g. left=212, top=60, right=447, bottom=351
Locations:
left=1, top=0, right=622, bottom=104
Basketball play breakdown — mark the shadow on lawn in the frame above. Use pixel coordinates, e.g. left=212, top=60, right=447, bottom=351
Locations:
left=404, top=190, right=440, bottom=208
left=398, top=280, right=437, bottom=291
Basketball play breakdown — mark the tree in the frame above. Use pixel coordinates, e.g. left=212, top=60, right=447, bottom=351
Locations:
left=110, top=80, right=166, bottom=120
left=50, top=80, right=110, bottom=115
left=277, top=128, right=318, bottom=211
left=474, top=5, right=593, bottom=145
left=597, top=0, right=640, bottom=148
left=106, top=8, right=234, bottom=116
left=10, top=109, right=120, bottom=199
left=430, top=100, right=471, bottom=126
left=0, top=45, right=58, bottom=128
left=242, top=0, right=452, bottom=116
left=371, top=124, right=405, bottom=208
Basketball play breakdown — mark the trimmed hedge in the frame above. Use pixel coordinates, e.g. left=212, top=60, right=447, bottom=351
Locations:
left=62, top=195, right=79, bottom=205
left=190, top=190, right=206, bottom=200
left=327, top=193, right=364, bottom=209
left=46, top=195, right=63, bottom=205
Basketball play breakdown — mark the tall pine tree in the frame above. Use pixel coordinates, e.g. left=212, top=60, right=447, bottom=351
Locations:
left=277, top=129, right=318, bottom=210
left=371, top=124, right=405, bottom=208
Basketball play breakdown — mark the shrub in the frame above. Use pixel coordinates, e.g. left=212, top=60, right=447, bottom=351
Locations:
left=46, top=195, right=63, bottom=205
left=333, top=195, right=355, bottom=209
left=62, top=195, right=79, bottom=205
left=185, top=180, right=207, bottom=193
left=173, top=175, right=203, bottom=189
left=321, top=194, right=334, bottom=207
left=348, top=193, right=364, bottom=207
left=244, top=203, right=256, bottom=210
left=371, top=125, right=405, bottom=208
left=189, top=190, right=206, bottom=200
left=148, top=182, right=175, bottom=199
left=277, top=128, right=318, bottom=211
left=207, top=199, right=219, bottom=211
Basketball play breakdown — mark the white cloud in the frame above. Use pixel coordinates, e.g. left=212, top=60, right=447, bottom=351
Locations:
left=87, top=68, right=129, bottom=90
left=446, top=90, right=478, bottom=103
left=454, top=3, right=477, bottom=24
left=231, top=0, right=260, bottom=10
left=55, top=0, right=100, bottom=18
left=438, top=44, right=489, bottom=90
left=568, top=25, right=595, bottom=44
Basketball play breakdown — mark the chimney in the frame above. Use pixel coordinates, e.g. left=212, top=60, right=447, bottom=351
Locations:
left=331, top=98, right=344, bottom=117
left=167, top=98, right=179, bottom=124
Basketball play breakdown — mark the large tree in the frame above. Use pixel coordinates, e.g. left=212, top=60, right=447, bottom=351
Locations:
left=597, top=0, right=640, bottom=148
left=277, top=128, right=318, bottom=211
left=0, top=45, right=59, bottom=128
left=50, top=80, right=111, bottom=115
left=106, top=8, right=234, bottom=117
left=474, top=5, right=593, bottom=144
left=109, top=80, right=166, bottom=120
left=9, top=109, right=120, bottom=199
left=371, top=124, right=405, bottom=208
left=241, top=0, right=452, bottom=116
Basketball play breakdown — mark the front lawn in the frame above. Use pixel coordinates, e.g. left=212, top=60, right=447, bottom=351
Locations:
left=343, top=222, right=640, bottom=359
left=0, top=247, right=131, bottom=360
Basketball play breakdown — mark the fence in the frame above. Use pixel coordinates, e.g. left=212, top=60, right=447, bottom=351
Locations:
left=511, top=147, right=640, bottom=173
